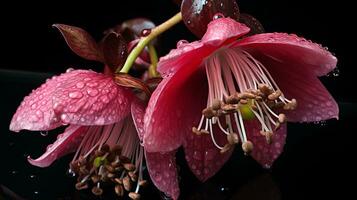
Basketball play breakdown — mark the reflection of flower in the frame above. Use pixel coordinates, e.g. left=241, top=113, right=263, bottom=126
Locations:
left=143, top=17, right=338, bottom=198
left=9, top=69, right=149, bottom=198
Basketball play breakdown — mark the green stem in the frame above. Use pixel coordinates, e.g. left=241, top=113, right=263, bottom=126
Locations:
left=117, top=12, right=182, bottom=73
left=148, top=43, right=159, bottom=77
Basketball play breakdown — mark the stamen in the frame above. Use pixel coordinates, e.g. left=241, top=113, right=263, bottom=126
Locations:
left=193, top=47, right=297, bottom=159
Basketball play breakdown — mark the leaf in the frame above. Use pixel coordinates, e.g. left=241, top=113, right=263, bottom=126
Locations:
left=114, top=73, right=151, bottom=97
left=53, top=24, right=103, bottom=62
left=100, top=31, right=127, bottom=72
left=181, top=0, right=240, bottom=38
left=239, top=13, right=265, bottom=36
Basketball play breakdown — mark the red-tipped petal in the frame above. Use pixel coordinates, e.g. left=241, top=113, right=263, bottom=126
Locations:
left=245, top=121, right=287, bottom=168
left=28, top=125, right=87, bottom=167
left=144, top=67, right=207, bottom=152
left=257, top=54, right=339, bottom=122
left=158, top=18, right=249, bottom=75
left=235, top=33, right=337, bottom=76
left=10, top=69, right=133, bottom=132
left=131, top=98, right=146, bottom=141
left=183, top=127, right=233, bottom=182
left=145, top=151, right=180, bottom=200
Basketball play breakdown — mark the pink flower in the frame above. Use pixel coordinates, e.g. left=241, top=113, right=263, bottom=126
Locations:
left=143, top=17, right=338, bottom=198
left=10, top=69, right=149, bottom=198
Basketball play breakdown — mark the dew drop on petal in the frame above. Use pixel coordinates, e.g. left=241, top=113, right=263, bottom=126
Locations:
left=176, top=40, right=189, bottom=48
left=87, top=88, right=99, bottom=97
left=75, top=82, right=85, bottom=89
left=68, top=91, right=83, bottom=99
left=40, top=131, right=48, bottom=137
left=213, top=13, right=225, bottom=20
left=66, top=68, right=74, bottom=72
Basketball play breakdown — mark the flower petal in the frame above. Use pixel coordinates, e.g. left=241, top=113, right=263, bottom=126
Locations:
left=10, top=69, right=133, bottom=132
left=158, top=18, right=249, bottom=75
left=235, top=33, right=337, bottom=76
left=144, top=68, right=207, bottom=152
left=245, top=120, right=287, bottom=168
left=183, top=126, right=233, bottom=182
left=28, top=125, right=87, bottom=167
left=145, top=151, right=180, bottom=200
left=257, top=55, right=339, bottom=122
left=131, top=98, right=146, bottom=141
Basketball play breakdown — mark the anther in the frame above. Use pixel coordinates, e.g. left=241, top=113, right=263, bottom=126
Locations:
left=261, top=131, right=273, bottom=144
left=91, top=186, right=103, bottom=196
left=278, top=113, right=287, bottom=123
left=123, top=176, right=132, bottom=191
left=115, top=184, right=124, bottom=196
left=202, top=107, right=216, bottom=118
left=242, top=141, right=254, bottom=154
left=227, top=133, right=239, bottom=145
left=211, top=99, right=222, bottom=110
left=240, top=99, right=248, bottom=104
left=91, top=175, right=100, bottom=184
left=241, top=92, right=256, bottom=99
left=114, top=178, right=123, bottom=185
left=107, top=172, right=116, bottom=179
left=258, top=84, right=273, bottom=96
left=284, top=99, right=297, bottom=110
left=274, top=122, right=281, bottom=131
left=128, top=171, right=138, bottom=182
left=226, top=94, right=240, bottom=104
left=129, top=192, right=141, bottom=200
left=268, top=90, right=282, bottom=101
left=220, top=144, right=232, bottom=154
left=105, top=165, right=115, bottom=173
left=75, top=182, right=88, bottom=190
left=222, top=104, right=237, bottom=112
left=123, top=163, right=136, bottom=171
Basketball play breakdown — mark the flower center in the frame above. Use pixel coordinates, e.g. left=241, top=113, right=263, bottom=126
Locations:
left=192, top=47, right=297, bottom=154
left=69, top=118, right=146, bottom=199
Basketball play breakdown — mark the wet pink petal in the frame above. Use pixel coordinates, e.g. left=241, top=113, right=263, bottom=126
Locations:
left=158, top=18, right=249, bottom=75
left=257, top=55, right=339, bottom=122
left=235, top=33, right=337, bottom=76
left=183, top=126, right=233, bottom=182
left=10, top=69, right=133, bottom=132
left=28, top=125, right=88, bottom=167
left=245, top=120, right=287, bottom=168
left=145, top=151, right=180, bottom=200
left=131, top=98, right=146, bottom=141
left=144, top=68, right=207, bottom=152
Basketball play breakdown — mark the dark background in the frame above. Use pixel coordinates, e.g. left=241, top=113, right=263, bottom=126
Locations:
left=0, top=0, right=355, bottom=200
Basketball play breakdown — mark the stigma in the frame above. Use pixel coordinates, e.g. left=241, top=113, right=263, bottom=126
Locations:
left=192, top=47, right=297, bottom=155
left=69, top=118, right=146, bottom=199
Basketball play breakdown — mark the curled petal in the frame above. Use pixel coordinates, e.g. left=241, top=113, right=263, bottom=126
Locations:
left=158, top=18, right=249, bottom=75
left=10, top=69, right=133, bottom=132
left=145, top=151, right=180, bottom=200
left=257, top=55, right=339, bottom=122
left=28, top=125, right=87, bottom=167
left=236, top=33, right=337, bottom=76
left=183, top=126, right=233, bottom=182
left=131, top=98, right=146, bottom=141
left=144, top=68, right=207, bottom=152
left=245, top=121, right=287, bottom=168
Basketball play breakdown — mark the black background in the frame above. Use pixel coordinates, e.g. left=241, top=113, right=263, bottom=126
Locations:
left=0, top=0, right=355, bottom=200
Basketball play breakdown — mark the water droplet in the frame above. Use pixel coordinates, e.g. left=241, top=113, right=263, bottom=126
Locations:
left=327, top=68, right=340, bottom=77
left=141, top=28, right=151, bottom=37
left=66, top=68, right=74, bottom=72
left=11, top=170, right=18, bottom=175
left=67, top=168, right=76, bottom=177
left=34, top=191, right=39, bottom=195
left=314, top=120, right=327, bottom=127
left=213, top=13, right=225, bottom=20
left=76, top=82, right=85, bottom=89
left=29, top=174, right=36, bottom=179
left=87, top=88, right=99, bottom=97
left=68, top=91, right=83, bottom=99
left=40, top=131, right=48, bottom=136
left=176, top=40, right=188, bottom=48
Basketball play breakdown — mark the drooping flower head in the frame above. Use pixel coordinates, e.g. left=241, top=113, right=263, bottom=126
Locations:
left=10, top=69, right=149, bottom=199
left=143, top=16, right=338, bottom=198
